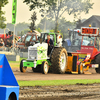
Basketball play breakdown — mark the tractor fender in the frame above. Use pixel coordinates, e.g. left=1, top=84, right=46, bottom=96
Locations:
left=50, top=47, right=59, bottom=58
left=90, top=48, right=99, bottom=59
left=92, top=51, right=100, bottom=59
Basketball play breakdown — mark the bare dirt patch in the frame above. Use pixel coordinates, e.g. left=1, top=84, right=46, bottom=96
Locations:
left=19, top=84, right=100, bottom=100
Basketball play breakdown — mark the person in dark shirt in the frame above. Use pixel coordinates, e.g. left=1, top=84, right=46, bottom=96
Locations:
left=0, top=38, right=4, bottom=46
left=46, top=35, right=53, bottom=56
left=6, top=39, right=12, bottom=51
left=88, top=40, right=94, bottom=46
left=0, top=38, right=5, bottom=51
left=6, top=39, right=11, bottom=47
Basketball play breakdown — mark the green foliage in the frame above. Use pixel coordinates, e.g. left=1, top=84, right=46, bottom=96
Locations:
left=23, top=0, right=94, bottom=32
left=18, top=28, right=30, bottom=36
left=45, top=0, right=94, bottom=32
left=37, top=17, right=55, bottom=32
left=0, top=0, right=8, bottom=29
left=36, top=28, right=42, bottom=32
left=37, top=17, right=75, bottom=39
left=0, top=0, right=8, bottom=7
left=16, top=22, right=30, bottom=35
left=29, top=11, right=37, bottom=31
left=50, top=29, right=54, bottom=33
left=0, top=22, right=30, bottom=35
left=58, top=18, right=75, bottom=39
left=23, top=0, right=57, bottom=10
left=0, top=11, right=6, bottom=28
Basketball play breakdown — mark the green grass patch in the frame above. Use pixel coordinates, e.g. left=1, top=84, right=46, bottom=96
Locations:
left=9, top=58, right=26, bottom=68
left=18, top=79, right=100, bottom=86
left=10, top=63, right=19, bottom=68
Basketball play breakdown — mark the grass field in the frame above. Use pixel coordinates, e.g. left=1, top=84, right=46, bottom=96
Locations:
left=18, top=79, right=100, bottom=86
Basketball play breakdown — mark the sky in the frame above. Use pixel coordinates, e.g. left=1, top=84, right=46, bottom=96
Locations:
left=2, top=0, right=100, bottom=25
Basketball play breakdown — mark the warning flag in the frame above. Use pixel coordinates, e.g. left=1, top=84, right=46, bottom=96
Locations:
left=12, top=0, right=17, bottom=24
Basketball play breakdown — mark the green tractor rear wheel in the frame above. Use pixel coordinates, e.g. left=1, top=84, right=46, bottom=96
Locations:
left=51, top=47, right=68, bottom=74
left=20, top=59, right=27, bottom=73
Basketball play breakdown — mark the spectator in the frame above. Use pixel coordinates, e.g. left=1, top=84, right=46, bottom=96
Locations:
left=6, top=39, right=12, bottom=51
left=0, top=38, right=4, bottom=46
left=14, top=40, right=18, bottom=48
left=10, top=40, right=13, bottom=48
left=0, top=38, right=5, bottom=51
left=88, top=40, right=94, bottom=46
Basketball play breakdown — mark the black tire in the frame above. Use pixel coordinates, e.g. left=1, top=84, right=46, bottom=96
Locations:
left=95, top=54, right=100, bottom=73
left=20, top=59, right=27, bottom=73
left=50, top=48, right=58, bottom=72
left=51, top=47, right=68, bottom=74
left=32, top=65, right=41, bottom=72
left=78, top=63, right=83, bottom=74
left=41, top=61, right=49, bottom=74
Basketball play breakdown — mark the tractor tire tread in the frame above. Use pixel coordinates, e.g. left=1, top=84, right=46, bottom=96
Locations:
left=51, top=47, right=68, bottom=74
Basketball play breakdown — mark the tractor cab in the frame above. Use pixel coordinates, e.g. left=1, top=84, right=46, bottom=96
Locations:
left=63, top=29, right=82, bottom=52
left=66, top=27, right=100, bottom=74
left=77, top=27, right=99, bottom=58
left=41, top=32, right=62, bottom=47
left=68, top=29, right=81, bottom=43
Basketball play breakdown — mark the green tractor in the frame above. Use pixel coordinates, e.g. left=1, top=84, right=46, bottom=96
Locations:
left=20, top=32, right=68, bottom=74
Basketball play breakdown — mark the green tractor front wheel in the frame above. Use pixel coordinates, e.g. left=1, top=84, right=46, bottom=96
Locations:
left=41, top=61, right=49, bottom=74
left=20, top=59, right=27, bottom=73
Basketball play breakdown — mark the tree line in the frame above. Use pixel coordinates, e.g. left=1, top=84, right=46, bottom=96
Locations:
left=0, top=0, right=93, bottom=39
left=0, top=17, right=77, bottom=39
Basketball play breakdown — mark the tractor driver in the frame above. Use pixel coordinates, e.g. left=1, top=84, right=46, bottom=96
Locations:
left=46, top=34, right=53, bottom=56
left=88, top=40, right=94, bottom=46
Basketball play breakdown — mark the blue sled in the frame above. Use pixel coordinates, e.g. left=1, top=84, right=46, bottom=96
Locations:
left=0, top=54, right=19, bottom=100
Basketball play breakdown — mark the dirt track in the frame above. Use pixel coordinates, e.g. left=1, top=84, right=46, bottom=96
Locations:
left=19, top=84, right=100, bottom=100
left=12, top=67, right=100, bottom=81
left=12, top=67, right=100, bottom=100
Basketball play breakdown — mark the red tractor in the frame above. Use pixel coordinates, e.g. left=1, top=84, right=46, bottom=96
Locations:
left=69, top=27, right=100, bottom=74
